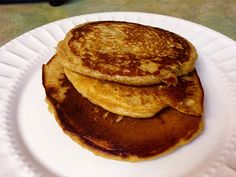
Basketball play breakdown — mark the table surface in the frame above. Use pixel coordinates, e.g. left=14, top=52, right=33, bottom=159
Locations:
left=0, top=0, right=235, bottom=47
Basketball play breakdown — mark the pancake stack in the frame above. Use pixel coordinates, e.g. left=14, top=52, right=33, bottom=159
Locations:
left=42, top=21, right=204, bottom=161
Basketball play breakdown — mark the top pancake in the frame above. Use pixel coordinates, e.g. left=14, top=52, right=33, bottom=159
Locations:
left=58, top=21, right=197, bottom=86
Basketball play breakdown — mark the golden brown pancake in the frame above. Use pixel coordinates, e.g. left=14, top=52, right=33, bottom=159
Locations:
left=64, top=67, right=203, bottom=118
left=58, top=21, right=197, bottom=86
left=42, top=55, right=204, bottom=161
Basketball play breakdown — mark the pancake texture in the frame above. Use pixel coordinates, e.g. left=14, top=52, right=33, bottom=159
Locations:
left=58, top=21, right=197, bottom=86
left=42, top=55, right=204, bottom=161
left=64, top=67, right=203, bottom=118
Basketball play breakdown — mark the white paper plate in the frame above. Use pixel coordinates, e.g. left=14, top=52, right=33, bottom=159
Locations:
left=0, top=12, right=236, bottom=177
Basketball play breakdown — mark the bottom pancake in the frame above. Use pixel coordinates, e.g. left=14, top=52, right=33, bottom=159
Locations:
left=42, top=55, right=204, bottom=161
